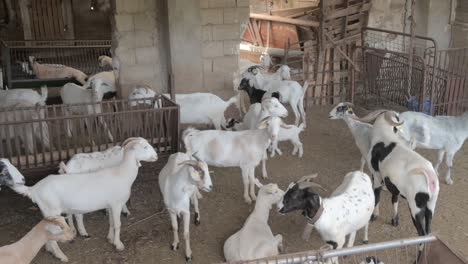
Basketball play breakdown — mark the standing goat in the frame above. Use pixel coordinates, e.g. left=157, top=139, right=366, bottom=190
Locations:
left=279, top=172, right=374, bottom=263
left=239, top=69, right=308, bottom=126
left=357, top=110, right=439, bottom=240
left=224, top=181, right=284, bottom=261
left=98, top=55, right=113, bottom=68
left=159, top=152, right=213, bottom=262
left=0, top=216, right=75, bottom=264
left=399, top=111, right=468, bottom=185
left=183, top=115, right=284, bottom=204
left=61, top=79, right=114, bottom=142
left=10, top=137, right=158, bottom=262
left=29, top=56, right=87, bottom=85
left=128, top=85, right=156, bottom=107
left=0, top=87, right=48, bottom=107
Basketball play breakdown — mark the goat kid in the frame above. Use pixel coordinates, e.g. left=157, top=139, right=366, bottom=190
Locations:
left=0, top=159, right=25, bottom=190
left=224, top=180, right=284, bottom=261
left=29, top=56, right=87, bottom=85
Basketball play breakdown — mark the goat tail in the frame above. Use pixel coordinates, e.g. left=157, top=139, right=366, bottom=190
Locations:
left=58, top=161, right=68, bottom=174
left=12, top=184, right=31, bottom=199
left=408, top=167, right=438, bottom=195
left=298, top=123, right=305, bottom=131
left=226, top=94, right=239, bottom=108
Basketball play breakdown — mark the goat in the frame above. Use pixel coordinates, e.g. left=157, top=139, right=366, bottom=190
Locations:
left=159, top=152, right=213, bottom=262
left=58, top=142, right=136, bottom=237
left=279, top=172, right=374, bottom=264
left=29, top=56, right=87, bottom=85
left=239, top=70, right=308, bottom=126
left=224, top=180, right=284, bottom=261
left=357, top=110, right=439, bottom=241
left=399, top=111, right=468, bottom=185
left=0, top=100, right=50, bottom=154
left=98, top=55, right=113, bottom=68
left=0, top=159, right=25, bottom=189
left=60, top=80, right=114, bottom=142
left=225, top=98, right=303, bottom=158
left=0, top=216, right=75, bottom=264
left=10, top=137, right=158, bottom=262
left=128, top=85, right=156, bottom=107
left=183, top=115, right=284, bottom=204
left=85, top=71, right=116, bottom=99
left=167, top=93, right=239, bottom=130
left=0, top=87, right=48, bottom=107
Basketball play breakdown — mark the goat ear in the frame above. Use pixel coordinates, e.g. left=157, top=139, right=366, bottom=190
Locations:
left=257, top=118, right=269, bottom=129
left=248, top=79, right=254, bottom=87
left=45, top=223, right=64, bottom=236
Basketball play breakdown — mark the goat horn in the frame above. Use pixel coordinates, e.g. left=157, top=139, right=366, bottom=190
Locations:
left=192, top=151, right=201, bottom=161
left=178, top=160, right=201, bottom=172
left=121, top=137, right=141, bottom=147
left=297, top=173, right=318, bottom=183
left=383, top=111, right=404, bottom=127
left=280, top=123, right=293, bottom=129
left=298, top=181, right=327, bottom=191
left=353, top=109, right=388, bottom=123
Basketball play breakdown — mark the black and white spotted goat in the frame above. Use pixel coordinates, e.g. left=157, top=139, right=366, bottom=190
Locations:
left=358, top=110, right=439, bottom=237
left=279, top=171, right=374, bottom=259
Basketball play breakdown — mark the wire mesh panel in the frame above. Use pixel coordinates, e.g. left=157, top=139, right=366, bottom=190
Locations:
left=0, top=95, right=179, bottom=176
left=222, top=235, right=467, bottom=264
left=1, top=40, right=112, bottom=89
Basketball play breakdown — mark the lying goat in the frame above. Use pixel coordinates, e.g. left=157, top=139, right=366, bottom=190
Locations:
left=224, top=180, right=284, bottom=261
left=11, top=138, right=158, bottom=262
left=399, top=111, right=468, bottom=185
left=29, top=56, right=87, bottom=85
left=0, top=217, right=74, bottom=264
left=159, top=152, right=212, bottom=261
left=279, top=171, right=374, bottom=260
left=358, top=110, right=439, bottom=240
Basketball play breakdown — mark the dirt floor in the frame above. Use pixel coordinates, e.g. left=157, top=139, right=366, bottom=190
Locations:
left=0, top=105, right=467, bottom=264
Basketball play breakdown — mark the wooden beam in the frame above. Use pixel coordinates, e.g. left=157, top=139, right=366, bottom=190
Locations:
left=324, top=32, right=361, bottom=72
left=19, top=0, right=32, bottom=40
left=250, top=13, right=319, bottom=28
left=270, top=5, right=318, bottom=17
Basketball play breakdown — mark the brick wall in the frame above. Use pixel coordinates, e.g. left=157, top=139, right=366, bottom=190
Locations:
left=200, top=0, right=249, bottom=97
left=112, top=0, right=168, bottom=97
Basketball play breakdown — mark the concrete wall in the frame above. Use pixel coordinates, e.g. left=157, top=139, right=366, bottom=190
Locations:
left=73, top=0, right=112, bottom=40
left=200, top=0, right=249, bottom=98
left=113, top=0, right=168, bottom=97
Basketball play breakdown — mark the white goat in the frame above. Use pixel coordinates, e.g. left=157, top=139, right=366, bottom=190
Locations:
left=241, top=70, right=308, bottom=126
left=58, top=142, right=135, bottom=237
left=167, top=93, right=239, bottom=130
left=226, top=98, right=304, bottom=158
left=60, top=80, right=114, bottom=142
left=29, top=56, right=87, bottom=85
left=11, top=137, right=158, bottom=262
left=0, top=217, right=75, bottom=264
left=0, top=100, right=50, bottom=154
left=358, top=110, right=439, bottom=238
left=279, top=172, right=374, bottom=264
left=159, top=152, right=213, bottom=262
left=0, top=159, right=26, bottom=189
left=128, top=85, right=156, bottom=107
left=0, top=87, right=48, bottom=107
left=224, top=181, right=284, bottom=261
left=98, top=55, right=113, bottom=68
left=399, top=111, right=468, bottom=185
left=86, top=71, right=116, bottom=95
left=183, top=115, right=283, bottom=204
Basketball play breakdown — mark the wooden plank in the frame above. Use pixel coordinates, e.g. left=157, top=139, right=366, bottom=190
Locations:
left=19, top=0, right=33, bottom=40
left=325, top=3, right=370, bottom=21
left=242, top=21, right=299, bottom=49
left=270, top=5, right=318, bottom=17
left=251, top=19, right=264, bottom=47
left=250, top=13, right=319, bottom=27
left=61, top=0, right=74, bottom=39
left=333, top=48, right=340, bottom=104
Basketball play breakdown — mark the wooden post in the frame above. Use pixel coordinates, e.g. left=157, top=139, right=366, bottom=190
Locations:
left=19, top=0, right=33, bottom=40
left=61, top=0, right=75, bottom=40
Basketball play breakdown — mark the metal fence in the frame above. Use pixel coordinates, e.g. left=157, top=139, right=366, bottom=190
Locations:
left=223, top=235, right=467, bottom=264
left=0, top=95, right=179, bottom=177
left=1, top=40, right=112, bottom=89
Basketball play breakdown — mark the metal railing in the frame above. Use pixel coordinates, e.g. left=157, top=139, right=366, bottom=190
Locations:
left=223, top=235, right=467, bottom=264
left=1, top=40, right=112, bottom=89
left=0, top=95, right=179, bottom=176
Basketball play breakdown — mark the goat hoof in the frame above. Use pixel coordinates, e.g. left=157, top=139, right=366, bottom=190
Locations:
left=363, top=240, right=369, bottom=244
left=69, top=239, right=76, bottom=244
left=370, top=214, right=378, bottom=221
left=391, top=216, right=400, bottom=227
left=122, top=212, right=129, bottom=217
left=194, top=219, right=200, bottom=226
left=186, top=256, right=193, bottom=262
left=115, top=242, right=125, bottom=251
left=171, top=243, right=179, bottom=251
left=82, top=234, right=90, bottom=238
left=445, top=178, right=453, bottom=185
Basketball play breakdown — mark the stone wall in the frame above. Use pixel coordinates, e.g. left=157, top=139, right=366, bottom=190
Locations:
left=112, top=0, right=168, bottom=97
left=200, top=0, right=249, bottom=97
